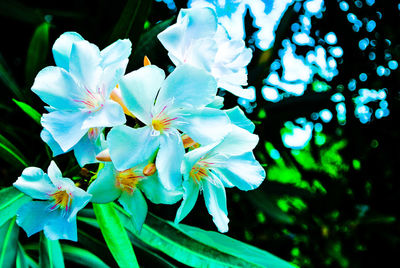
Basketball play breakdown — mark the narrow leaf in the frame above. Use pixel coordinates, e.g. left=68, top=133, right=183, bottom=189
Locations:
left=109, top=0, right=141, bottom=42
left=0, top=52, right=23, bottom=99
left=25, top=22, right=50, bottom=85
left=13, top=99, right=41, bottom=124
left=61, top=245, right=109, bottom=268
left=0, top=187, right=31, bottom=227
left=39, top=233, right=65, bottom=268
left=0, top=134, right=29, bottom=167
left=93, top=203, right=139, bottom=268
left=0, top=217, right=19, bottom=268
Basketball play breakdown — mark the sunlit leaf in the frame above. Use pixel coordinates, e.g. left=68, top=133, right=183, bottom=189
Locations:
left=0, top=187, right=31, bottom=227
left=0, top=217, right=19, bottom=268
left=25, top=22, right=50, bottom=85
left=61, top=244, right=109, bottom=268
left=92, top=203, right=139, bottom=268
left=16, top=242, right=38, bottom=268
left=39, top=233, right=64, bottom=268
left=13, top=99, right=41, bottom=124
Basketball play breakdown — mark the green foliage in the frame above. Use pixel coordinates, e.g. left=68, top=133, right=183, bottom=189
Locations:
left=0, top=217, right=19, bottom=268
left=61, top=244, right=110, bottom=268
left=0, top=187, right=31, bottom=227
left=0, top=53, right=23, bottom=99
left=13, top=99, right=41, bottom=124
left=39, top=233, right=64, bottom=268
left=0, top=133, right=29, bottom=167
left=92, top=203, right=139, bottom=268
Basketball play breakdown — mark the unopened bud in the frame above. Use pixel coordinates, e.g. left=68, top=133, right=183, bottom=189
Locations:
left=182, top=134, right=199, bottom=149
left=144, top=55, right=151, bottom=66
left=96, top=149, right=111, bottom=162
left=143, top=163, right=156, bottom=176
left=110, top=89, right=135, bottom=117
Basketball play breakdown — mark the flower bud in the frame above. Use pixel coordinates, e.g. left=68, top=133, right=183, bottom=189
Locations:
left=182, top=134, right=199, bottom=149
left=96, top=149, right=111, bottom=162
left=143, top=163, right=156, bottom=176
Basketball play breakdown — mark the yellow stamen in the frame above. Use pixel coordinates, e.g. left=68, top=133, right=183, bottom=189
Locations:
left=116, top=169, right=143, bottom=193
left=50, top=190, right=72, bottom=211
left=190, top=164, right=209, bottom=183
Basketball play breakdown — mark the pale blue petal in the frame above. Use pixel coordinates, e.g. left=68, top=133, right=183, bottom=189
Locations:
left=47, top=161, right=63, bottom=180
left=184, top=38, right=217, bottom=71
left=202, top=175, right=229, bottom=233
left=225, top=106, right=255, bottom=133
left=155, top=130, right=184, bottom=190
left=119, top=190, right=147, bottom=233
left=52, top=32, right=84, bottom=71
left=157, top=64, right=217, bottom=110
left=31, top=66, right=84, bottom=110
left=73, top=133, right=100, bottom=167
left=213, top=152, right=265, bottom=191
left=140, top=174, right=183, bottom=205
left=87, top=163, right=121, bottom=203
left=69, top=41, right=102, bottom=90
left=108, top=126, right=159, bottom=171
left=211, top=169, right=235, bottom=188
left=13, top=167, right=55, bottom=200
left=16, top=201, right=51, bottom=237
left=100, top=39, right=132, bottom=68
left=101, top=59, right=128, bottom=97
left=44, top=214, right=78, bottom=241
left=119, top=65, right=165, bottom=124
left=41, top=110, right=88, bottom=151
left=206, top=96, right=224, bottom=109
left=81, top=100, right=126, bottom=129
left=175, top=179, right=200, bottom=224
left=211, top=124, right=258, bottom=156
left=177, top=108, right=230, bottom=145
left=40, top=128, right=66, bottom=157
left=158, top=24, right=186, bottom=62
left=67, top=187, right=92, bottom=222
left=182, top=143, right=216, bottom=174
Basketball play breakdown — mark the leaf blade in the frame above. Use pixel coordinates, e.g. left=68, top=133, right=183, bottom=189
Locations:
left=13, top=99, right=41, bottom=124
left=0, top=187, right=31, bottom=227
left=0, top=217, right=19, bottom=268
left=61, top=245, right=110, bottom=268
left=39, top=233, right=65, bottom=268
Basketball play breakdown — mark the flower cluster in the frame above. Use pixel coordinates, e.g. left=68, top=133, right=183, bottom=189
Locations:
left=14, top=7, right=265, bottom=240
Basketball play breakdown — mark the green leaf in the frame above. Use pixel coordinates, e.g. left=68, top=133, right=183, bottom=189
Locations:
left=0, top=217, right=19, bottom=268
left=61, top=245, right=110, bottom=268
left=0, top=133, right=29, bottom=167
left=16, top=242, right=39, bottom=268
left=0, top=187, right=31, bottom=227
left=92, top=203, right=139, bottom=268
left=13, top=99, right=41, bottom=124
left=39, top=233, right=65, bottom=268
left=109, top=0, right=142, bottom=42
left=0, top=0, right=42, bottom=24
left=113, top=205, right=294, bottom=268
left=25, top=22, right=50, bottom=86
left=0, top=52, right=24, bottom=99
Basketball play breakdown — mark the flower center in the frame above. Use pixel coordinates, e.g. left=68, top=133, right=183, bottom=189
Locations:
left=116, top=169, right=143, bottom=193
left=88, top=127, right=100, bottom=140
left=190, top=160, right=214, bottom=183
left=50, top=189, right=72, bottom=211
left=74, top=87, right=105, bottom=112
left=151, top=103, right=177, bottom=134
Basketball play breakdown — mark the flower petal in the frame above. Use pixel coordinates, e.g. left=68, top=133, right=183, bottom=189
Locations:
left=202, top=175, right=229, bottom=233
left=206, top=96, right=224, bottom=109
left=175, top=179, right=200, bottom=224
left=44, top=214, right=78, bottom=241
left=16, top=201, right=51, bottom=237
left=140, top=174, right=183, bottom=204
left=119, top=190, right=148, bottom=232
left=13, top=167, right=56, bottom=200
left=31, top=66, right=84, bottom=110
left=213, top=152, right=265, bottom=191
left=155, top=130, right=184, bottom=190
left=211, top=124, right=258, bottom=156
left=47, top=161, right=63, bottom=180
left=157, top=64, right=217, bottom=110
left=225, top=106, right=255, bottom=133
left=52, top=32, right=84, bottom=71
left=73, top=133, right=100, bottom=167
left=87, top=163, right=121, bottom=203
left=69, top=41, right=102, bottom=90
left=119, top=65, right=165, bottom=124
left=81, top=100, right=126, bottom=129
left=40, top=128, right=67, bottom=157
left=100, top=39, right=132, bottom=68
left=67, top=187, right=92, bottom=222
left=101, top=59, right=129, bottom=97
left=41, top=110, right=88, bottom=152
left=108, top=126, right=159, bottom=171
left=177, top=107, right=230, bottom=145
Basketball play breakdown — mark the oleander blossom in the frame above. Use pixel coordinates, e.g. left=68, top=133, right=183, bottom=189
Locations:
left=87, top=162, right=182, bottom=232
left=32, top=32, right=131, bottom=163
left=175, top=109, right=265, bottom=232
left=158, top=7, right=254, bottom=99
left=107, top=64, right=231, bottom=190
left=13, top=161, right=92, bottom=241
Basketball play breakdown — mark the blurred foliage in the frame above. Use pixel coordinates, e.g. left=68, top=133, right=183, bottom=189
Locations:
left=0, top=0, right=399, bottom=267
